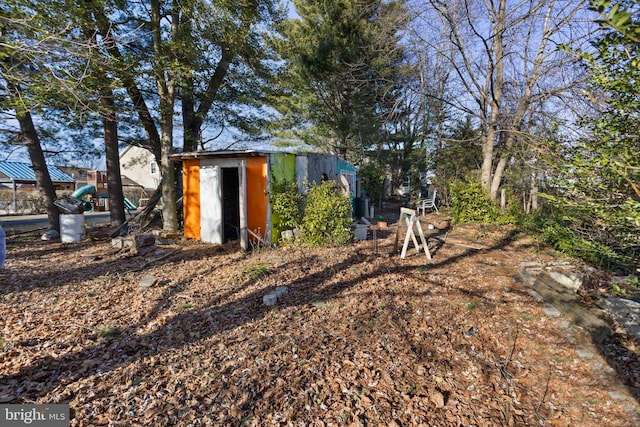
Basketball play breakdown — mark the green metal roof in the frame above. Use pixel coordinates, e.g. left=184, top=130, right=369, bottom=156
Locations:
left=0, top=161, right=74, bottom=182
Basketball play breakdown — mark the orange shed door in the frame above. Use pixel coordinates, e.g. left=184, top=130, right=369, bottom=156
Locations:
left=245, top=156, right=268, bottom=242
left=182, top=159, right=201, bottom=240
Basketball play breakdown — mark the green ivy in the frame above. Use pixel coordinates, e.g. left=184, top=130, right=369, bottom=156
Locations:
left=301, top=182, right=353, bottom=247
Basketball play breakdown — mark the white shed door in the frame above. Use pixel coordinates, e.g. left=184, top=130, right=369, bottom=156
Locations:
left=200, top=163, right=223, bottom=244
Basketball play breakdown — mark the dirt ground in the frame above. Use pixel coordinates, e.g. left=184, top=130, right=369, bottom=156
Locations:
left=1, top=206, right=639, bottom=426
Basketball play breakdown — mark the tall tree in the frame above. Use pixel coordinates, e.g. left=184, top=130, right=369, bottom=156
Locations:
left=2, top=1, right=129, bottom=228
left=0, top=3, right=64, bottom=231
left=100, top=84, right=126, bottom=226
left=7, top=85, right=61, bottom=231
left=424, top=0, right=590, bottom=199
left=83, top=0, right=281, bottom=231
left=178, top=0, right=280, bottom=152
left=150, top=0, right=179, bottom=231
left=273, top=0, right=408, bottom=163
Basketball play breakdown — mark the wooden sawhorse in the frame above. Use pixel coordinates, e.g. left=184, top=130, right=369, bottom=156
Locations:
left=394, top=207, right=431, bottom=260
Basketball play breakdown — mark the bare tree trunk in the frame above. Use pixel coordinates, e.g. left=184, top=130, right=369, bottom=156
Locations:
left=152, top=0, right=178, bottom=231
left=482, top=0, right=506, bottom=198
left=182, top=46, right=234, bottom=152
left=531, top=171, right=539, bottom=212
left=428, top=0, right=587, bottom=200
left=101, top=86, right=126, bottom=227
left=11, top=91, right=60, bottom=231
left=480, top=113, right=499, bottom=194
left=88, top=2, right=162, bottom=162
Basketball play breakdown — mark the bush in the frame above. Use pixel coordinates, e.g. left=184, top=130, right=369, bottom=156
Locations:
left=270, top=178, right=304, bottom=234
left=449, top=179, right=501, bottom=224
left=531, top=200, right=639, bottom=273
left=301, top=181, right=353, bottom=247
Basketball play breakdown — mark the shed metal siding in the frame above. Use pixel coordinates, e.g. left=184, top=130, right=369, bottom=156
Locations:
left=269, top=153, right=296, bottom=243
left=270, top=153, right=296, bottom=183
left=305, top=153, right=338, bottom=185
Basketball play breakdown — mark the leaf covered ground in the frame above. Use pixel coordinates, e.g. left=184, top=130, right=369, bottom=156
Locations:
left=1, top=211, right=639, bottom=426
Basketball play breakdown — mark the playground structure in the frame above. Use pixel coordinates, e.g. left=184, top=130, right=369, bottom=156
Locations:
left=69, top=184, right=138, bottom=213
left=71, top=185, right=98, bottom=212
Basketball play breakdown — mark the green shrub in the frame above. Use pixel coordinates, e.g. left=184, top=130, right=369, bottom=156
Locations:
left=301, top=182, right=353, bottom=247
left=449, top=179, right=501, bottom=224
left=270, top=178, right=304, bottom=238
left=532, top=203, right=637, bottom=273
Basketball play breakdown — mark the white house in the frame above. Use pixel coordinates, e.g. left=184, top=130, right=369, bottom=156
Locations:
left=119, top=145, right=160, bottom=190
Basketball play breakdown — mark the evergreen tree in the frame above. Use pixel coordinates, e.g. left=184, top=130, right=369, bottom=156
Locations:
left=273, top=0, right=408, bottom=163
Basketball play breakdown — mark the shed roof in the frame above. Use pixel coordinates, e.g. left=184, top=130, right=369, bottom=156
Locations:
left=170, top=149, right=274, bottom=161
left=0, top=161, right=75, bottom=183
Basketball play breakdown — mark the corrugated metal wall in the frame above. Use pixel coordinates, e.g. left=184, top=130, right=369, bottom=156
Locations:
left=305, top=153, right=339, bottom=186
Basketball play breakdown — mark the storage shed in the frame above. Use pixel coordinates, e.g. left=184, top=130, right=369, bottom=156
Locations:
left=171, top=150, right=357, bottom=250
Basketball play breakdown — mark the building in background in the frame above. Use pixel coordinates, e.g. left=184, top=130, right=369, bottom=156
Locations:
left=119, top=145, right=160, bottom=191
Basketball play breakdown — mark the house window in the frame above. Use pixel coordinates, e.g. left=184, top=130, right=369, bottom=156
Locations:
left=150, top=162, right=157, bottom=174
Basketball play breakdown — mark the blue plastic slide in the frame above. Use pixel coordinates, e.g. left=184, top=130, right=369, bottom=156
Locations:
left=123, top=197, right=137, bottom=211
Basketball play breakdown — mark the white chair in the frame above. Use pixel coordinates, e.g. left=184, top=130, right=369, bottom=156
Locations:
left=417, top=189, right=437, bottom=215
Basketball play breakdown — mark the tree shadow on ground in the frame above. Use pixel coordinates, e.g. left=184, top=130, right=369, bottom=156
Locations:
left=0, top=240, right=240, bottom=296
left=1, top=227, right=529, bottom=404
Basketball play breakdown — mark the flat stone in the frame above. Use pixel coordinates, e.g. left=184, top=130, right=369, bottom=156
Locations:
left=139, top=274, right=157, bottom=289
left=542, top=305, right=562, bottom=317
left=112, top=237, right=131, bottom=249
left=519, top=270, right=536, bottom=286
left=263, top=293, right=278, bottom=306
left=275, top=286, right=289, bottom=299
left=527, top=289, right=544, bottom=302
left=558, top=320, right=571, bottom=329
left=520, top=261, right=543, bottom=270
left=599, top=297, right=640, bottom=341
left=546, top=261, right=573, bottom=268
left=575, top=349, right=594, bottom=359
left=547, top=271, right=583, bottom=293
left=608, top=391, right=627, bottom=400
